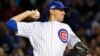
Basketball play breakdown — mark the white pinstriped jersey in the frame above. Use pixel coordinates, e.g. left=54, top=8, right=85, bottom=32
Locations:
left=16, top=21, right=80, bottom=56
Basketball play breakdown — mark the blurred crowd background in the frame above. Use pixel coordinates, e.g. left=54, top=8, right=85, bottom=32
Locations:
left=0, top=0, right=100, bottom=56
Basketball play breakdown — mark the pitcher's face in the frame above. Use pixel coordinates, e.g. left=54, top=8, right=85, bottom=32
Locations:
left=51, top=9, right=65, bottom=22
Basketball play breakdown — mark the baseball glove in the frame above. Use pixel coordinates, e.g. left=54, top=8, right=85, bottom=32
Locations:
left=63, top=42, right=90, bottom=56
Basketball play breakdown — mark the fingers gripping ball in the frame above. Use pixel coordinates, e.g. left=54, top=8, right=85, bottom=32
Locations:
left=29, top=10, right=40, bottom=19
left=35, top=10, right=40, bottom=17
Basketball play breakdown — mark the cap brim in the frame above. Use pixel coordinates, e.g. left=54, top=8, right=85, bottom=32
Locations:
left=63, top=7, right=70, bottom=12
left=55, top=7, right=70, bottom=11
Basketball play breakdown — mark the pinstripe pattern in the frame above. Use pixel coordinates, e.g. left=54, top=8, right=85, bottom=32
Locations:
left=16, top=21, right=80, bottom=56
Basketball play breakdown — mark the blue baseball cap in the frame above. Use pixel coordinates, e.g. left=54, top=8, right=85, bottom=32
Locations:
left=48, top=1, right=67, bottom=10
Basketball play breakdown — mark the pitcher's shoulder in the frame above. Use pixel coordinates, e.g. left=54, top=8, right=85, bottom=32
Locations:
left=60, top=23, right=70, bottom=27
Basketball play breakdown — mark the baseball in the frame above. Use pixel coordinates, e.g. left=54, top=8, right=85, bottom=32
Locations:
left=29, top=10, right=40, bottom=19
left=35, top=10, right=40, bottom=17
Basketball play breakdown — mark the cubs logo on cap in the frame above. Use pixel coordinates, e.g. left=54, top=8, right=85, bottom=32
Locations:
left=58, top=29, right=68, bottom=43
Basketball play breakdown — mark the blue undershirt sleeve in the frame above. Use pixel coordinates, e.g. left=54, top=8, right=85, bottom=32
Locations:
left=6, top=19, right=18, bottom=31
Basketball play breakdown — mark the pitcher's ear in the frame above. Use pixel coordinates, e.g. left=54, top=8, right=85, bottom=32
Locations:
left=50, top=9, right=55, bottom=15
